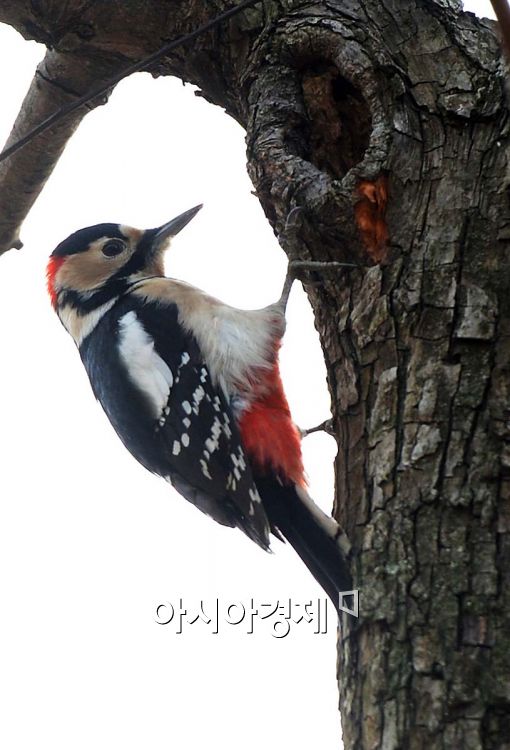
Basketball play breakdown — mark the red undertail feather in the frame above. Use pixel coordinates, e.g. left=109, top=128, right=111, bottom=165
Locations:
left=239, top=362, right=306, bottom=487
left=46, top=256, right=65, bottom=308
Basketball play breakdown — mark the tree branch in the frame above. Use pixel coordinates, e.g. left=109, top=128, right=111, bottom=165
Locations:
left=0, top=0, right=263, bottom=167
left=0, top=0, right=263, bottom=255
left=0, top=48, right=123, bottom=254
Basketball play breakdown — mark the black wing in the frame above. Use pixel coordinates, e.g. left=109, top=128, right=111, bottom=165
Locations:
left=79, top=295, right=270, bottom=549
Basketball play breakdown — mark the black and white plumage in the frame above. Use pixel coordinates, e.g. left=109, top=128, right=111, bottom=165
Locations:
left=47, top=205, right=351, bottom=606
left=80, top=294, right=270, bottom=548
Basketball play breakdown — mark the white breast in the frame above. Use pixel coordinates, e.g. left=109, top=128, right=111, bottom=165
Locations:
left=185, top=303, right=280, bottom=396
left=131, top=278, right=283, bottom=401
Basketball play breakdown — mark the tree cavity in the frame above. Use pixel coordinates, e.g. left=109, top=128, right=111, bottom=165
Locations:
left=301, top=64, right=372, bottom=180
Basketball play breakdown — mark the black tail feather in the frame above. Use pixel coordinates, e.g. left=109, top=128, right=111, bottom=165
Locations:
left=255, top=476, right=352, bottom=612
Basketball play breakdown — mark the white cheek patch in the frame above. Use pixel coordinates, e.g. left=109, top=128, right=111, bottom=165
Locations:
left=59, top=300, right=117, bottom=346
left=118, top=311, right=173, bottom=418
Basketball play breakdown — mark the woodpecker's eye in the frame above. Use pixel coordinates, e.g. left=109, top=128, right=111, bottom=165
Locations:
left=102, top=239, right=126, bottom=258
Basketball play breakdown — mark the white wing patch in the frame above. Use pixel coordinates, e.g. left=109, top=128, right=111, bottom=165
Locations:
left=118, top=311, right=173, bottom=418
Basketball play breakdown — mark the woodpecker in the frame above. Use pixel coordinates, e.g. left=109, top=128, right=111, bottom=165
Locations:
left=47, top=205, right=351, bottom=608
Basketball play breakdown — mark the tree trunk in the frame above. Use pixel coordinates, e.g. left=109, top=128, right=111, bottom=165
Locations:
left=2, top=1, right=509, bottom=747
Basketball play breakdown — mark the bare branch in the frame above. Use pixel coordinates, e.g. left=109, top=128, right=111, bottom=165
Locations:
left=0, top=0, right=263, bottom=255
left=0, top=49, right=123, bottom=254
left=0, top=3, right=33, bottom=31
left=0, top=0, right=263, bottom=166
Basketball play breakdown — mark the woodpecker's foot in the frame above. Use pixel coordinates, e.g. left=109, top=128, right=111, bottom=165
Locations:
left=278, top=206, right=306, bottom=264
left=265, top=268, right=295, bottom=335
left=289, top=260, right=360, bottom=278
left=284, top=206, right=305, bottom=232
left=277, top=269, right=295, bottom=314
left=299, top=419, right=335, bottom=438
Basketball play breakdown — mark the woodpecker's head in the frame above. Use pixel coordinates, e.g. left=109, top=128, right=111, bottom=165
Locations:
left=47, top=204, right=202, bottom=312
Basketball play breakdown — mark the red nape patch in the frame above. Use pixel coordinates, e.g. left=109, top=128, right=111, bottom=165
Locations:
left=239, top=363, right=306, bottom=487
left=46, top=256, right=65, bottom=308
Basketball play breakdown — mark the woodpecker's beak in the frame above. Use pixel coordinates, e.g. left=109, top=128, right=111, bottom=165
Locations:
left=152, top=204, right=203, bottom=246
left=134, top=204, right=202, bottom=272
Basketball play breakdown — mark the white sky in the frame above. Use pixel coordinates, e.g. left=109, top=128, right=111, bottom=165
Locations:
left=0, top=2, right=495, bottom=749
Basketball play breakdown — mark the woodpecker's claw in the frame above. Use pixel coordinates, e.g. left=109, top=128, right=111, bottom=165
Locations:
left=299, top=419, right=335, bottom=438
left=277, top=269, right=295, bottom=313
left=280, top=206, right=361, bottom=282
left=289, top=260, right=360, bottom=276
left=284, top=206, right=305, bottom=230
left=278, top=256, right=360, bottom=316
left=278, top=206, right=306, bottom=263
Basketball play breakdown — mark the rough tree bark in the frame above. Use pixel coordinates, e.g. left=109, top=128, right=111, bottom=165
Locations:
left=1, top=1, right=509, bottom=748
